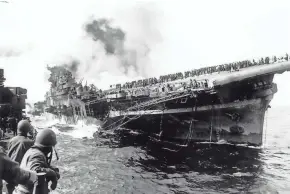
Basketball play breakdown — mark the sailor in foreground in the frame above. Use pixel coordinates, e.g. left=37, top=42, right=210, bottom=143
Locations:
left=6, top=120, right=35, bottom=194
left=7, top=120, right=34, bottom=164
left=0, top=150, right=38, bottom=193
left=14, top=129, right=60, bottom=194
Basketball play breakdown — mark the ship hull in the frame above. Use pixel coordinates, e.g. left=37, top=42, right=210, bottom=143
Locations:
left=44, top=61, right=290, bottom=147
left=100, top=72, right=279, bottom=147
left=105, top=97, right=270, bottom=146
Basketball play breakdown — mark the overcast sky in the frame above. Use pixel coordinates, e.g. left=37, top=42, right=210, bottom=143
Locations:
left=0, top=0, right=289, bottom=106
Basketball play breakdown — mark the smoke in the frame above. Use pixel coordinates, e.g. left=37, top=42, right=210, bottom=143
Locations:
left=0, top=0, right=163, bottom=103
left=71, top=3, right=163, bottom=84
left=85, top=18, right=126, bottom=55
left=66, top=60, right=79, bottom=73
left=0, top=49, right=22, bottom=57
left=3, top=0, right=289, bottom=105
left=43, top=1, right=164, bottom=87
left=83, top=18, right=152, bottom=76
left=84, top=18, right=135, bottom=75
left=60, top=59, right=80, bottom=77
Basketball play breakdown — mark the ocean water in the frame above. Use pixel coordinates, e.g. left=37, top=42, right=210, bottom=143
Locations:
left=31, top=106, right=290, bottom=194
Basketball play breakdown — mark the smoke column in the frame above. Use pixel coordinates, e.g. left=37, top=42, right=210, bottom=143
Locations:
left=1, top=0, right=290, bottom=106
left=0, top=0, right=163, bottom=103
left=49, top=2, right=164, bottom=88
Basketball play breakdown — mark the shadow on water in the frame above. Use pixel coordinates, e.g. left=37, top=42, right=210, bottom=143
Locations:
left=95, top=128, right=269, bottom=193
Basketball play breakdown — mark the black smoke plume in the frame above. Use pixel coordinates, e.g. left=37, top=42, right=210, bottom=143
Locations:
left=84, top=18, right=143, bottom=75
left=63, top=59, right=80, bottom=75
left=85, top=18, right=125, bottom=55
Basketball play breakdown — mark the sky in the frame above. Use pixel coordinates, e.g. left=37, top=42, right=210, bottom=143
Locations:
left=0, top=0, right=289, bottom=106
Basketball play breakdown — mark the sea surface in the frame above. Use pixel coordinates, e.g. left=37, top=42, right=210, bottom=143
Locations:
left=32, top=106, right=290, bottom=194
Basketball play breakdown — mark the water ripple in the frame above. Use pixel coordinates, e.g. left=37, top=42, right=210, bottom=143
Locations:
left=31, top=107, right=290, bottom=194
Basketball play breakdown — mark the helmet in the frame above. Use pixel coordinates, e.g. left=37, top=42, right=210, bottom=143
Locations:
left=17, top=120, right=32, bottom=135
left=35, top=129, right=57, bottom=147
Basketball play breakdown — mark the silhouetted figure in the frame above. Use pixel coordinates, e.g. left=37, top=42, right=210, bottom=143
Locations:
left=265, top=57, right=270, bottom=64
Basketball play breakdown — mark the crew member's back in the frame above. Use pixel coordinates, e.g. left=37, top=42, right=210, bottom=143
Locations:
left=7, top=120, right=34, bottom=164
left=7, top=120, right=34, bottom=194
left=14, top=128, right=60, bottom=194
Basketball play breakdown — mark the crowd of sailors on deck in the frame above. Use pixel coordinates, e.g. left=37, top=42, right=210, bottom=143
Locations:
left=103, top=54, right=286, bottom=91
left=112, top=54, right=289, bottom=90
left=51, top=53, right=289, bottom=100
left=100, top=78, right=210, bottom=100
left=65, top=77, right=209, bottom=100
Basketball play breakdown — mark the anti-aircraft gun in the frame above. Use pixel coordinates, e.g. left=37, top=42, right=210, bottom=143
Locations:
left=0, top=68, right=27, bottom=119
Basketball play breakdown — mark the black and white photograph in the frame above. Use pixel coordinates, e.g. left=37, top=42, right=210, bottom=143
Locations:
left=0, top=0, right=289, bottom=193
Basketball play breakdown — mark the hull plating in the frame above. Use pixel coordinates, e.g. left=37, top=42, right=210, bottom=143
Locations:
left=107, top=98, right=270, bottom=146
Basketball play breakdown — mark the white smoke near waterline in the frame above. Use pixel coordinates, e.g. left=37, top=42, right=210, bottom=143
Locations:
left=31, top=114, right=100, bottom=139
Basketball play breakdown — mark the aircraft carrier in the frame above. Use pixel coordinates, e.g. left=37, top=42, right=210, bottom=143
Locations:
left=44, top=54, right=290, bottom=146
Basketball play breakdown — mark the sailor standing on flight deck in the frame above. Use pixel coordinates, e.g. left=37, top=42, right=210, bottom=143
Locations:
left=14, top=129, right=60, bottom=194
left=6, top=120, right=34, bottom=194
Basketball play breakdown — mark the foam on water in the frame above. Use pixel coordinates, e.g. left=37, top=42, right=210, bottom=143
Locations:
left=30, top=115, right=100, bottom=139
left=55, top=122, right=99, bottom=139
left=31, top=115, right=60, bottom=128
left=23, top=106, right=290, bottom=194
